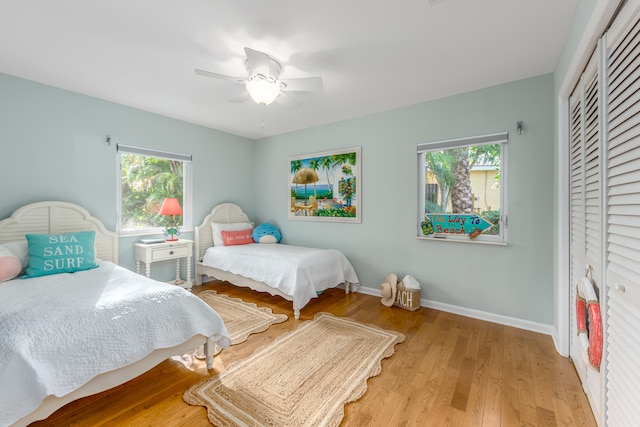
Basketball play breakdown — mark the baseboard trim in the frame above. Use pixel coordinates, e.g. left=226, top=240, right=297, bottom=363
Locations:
left=356, top=286, right=554, bottom=337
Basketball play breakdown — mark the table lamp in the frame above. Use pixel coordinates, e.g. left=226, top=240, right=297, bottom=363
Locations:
left=159, top=197, right=182, bottom=241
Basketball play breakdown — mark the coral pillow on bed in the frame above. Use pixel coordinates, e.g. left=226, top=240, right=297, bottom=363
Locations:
left=23, top=231, right=98, bottom=278
left=221, top=229, right=254, bottom=246
left=0, top=246, right=22, bottom=282
left=211, top=222, right=253, bottom=246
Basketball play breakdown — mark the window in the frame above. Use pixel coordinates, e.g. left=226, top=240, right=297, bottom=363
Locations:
left=116, top=145, right=192, bottom=234
left=417, top=132, right=508, bottom=243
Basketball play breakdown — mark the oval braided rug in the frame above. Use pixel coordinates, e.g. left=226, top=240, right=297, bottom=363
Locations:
left=184, top=312, right=405, bottom=427
left=198, top=290, right=288, bottom=354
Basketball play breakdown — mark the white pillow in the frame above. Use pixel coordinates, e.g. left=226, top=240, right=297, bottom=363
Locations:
left=211, top=222, right=253, bottom=247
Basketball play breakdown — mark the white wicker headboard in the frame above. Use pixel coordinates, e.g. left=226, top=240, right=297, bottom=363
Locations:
left=0, top=201, right=118, bottom=263
left=194, top=203, right=252, bottom=261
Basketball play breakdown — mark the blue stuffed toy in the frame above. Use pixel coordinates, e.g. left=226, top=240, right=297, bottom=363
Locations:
left=252, top=223, right=282, bottom=244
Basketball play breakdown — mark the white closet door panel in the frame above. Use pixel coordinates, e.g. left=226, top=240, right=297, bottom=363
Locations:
left=608, top=54, right=640, bottom=104
left=609, top=77, right=640, bottom=117
left=585, top=113, right=598, bottom=132
left=608, top=30, right=640, bottom=77
left=570, top=94, right=584, bottom=244
left=609, top=270, right=640, bottom=309
left=569, top=48, right=604, bottom=424
left=607, top=277, right=640, bottom=427
left=606, top=331, right=639, bottom=426
left=608, top=19, right=640, bottom=80
left=609, top=229, right=640, bottom=261
left=609, top=221, right=640, bottom=239
left=608, top=109, right=640, bottom=140
left=586, top=157, right=601, bottom=178
left=608, top=56, right=640, bottom=102
left=608, top=239, right=640, bottom=264
left=606, top=1, right=640, bottom=424
left=586, top=66, right=602, bottom=283
left=609, top=160, right=640, bottom=182
left=608, top=27, right=640, bottom=72
left=569, top=87, right=584, bottom=373
left=609, top=204, right=640, bottom=217
left=609, top=145, right=640, bottom=172
left=586, top=151, right=600, bottom=170
left=609, top=235, right=640, bottom=257
left=607, top=253, right=640, bottom=283
left=609, top=109, right=640, bottom=144
left=571, top=151, right=582, bottom=168
left=608, top=121, right=640, bottom=149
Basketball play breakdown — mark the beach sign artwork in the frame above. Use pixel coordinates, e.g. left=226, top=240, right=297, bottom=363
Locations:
left=422, top=213, right=493, bottom=239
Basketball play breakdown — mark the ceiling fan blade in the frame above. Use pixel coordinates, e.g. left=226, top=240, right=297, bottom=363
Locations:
left=280, top=76, right=323, bottom=92
left=194, top=69, right=245, bottom=84
left=244, top=47, right=271, bottom=77
left=229, top=92, right=251, bottom=103
left=276, top=91, right=301, bottom=109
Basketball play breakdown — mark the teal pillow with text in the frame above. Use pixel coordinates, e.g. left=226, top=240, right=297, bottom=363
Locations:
left=24, top=231, right=98, bottom=278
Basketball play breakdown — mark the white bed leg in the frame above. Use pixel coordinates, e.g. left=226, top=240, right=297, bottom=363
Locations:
left=293, top=308, right=300, bottom=320
left=203, top=338, right=214, bottom=370
left=195, top=274, right=203, bottom=286
left=345, top=281, right=351, bottom=294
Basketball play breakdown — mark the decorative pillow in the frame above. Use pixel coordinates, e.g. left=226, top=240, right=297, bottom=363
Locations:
left=221, top=229, right=254, bottom=246
left=211, top=222, right=253, bottom=246
left=0, top=246, right=22, bottom=282
left=1, top=240, right=29, bottom=270
left=252, top=223, right=282, bottom=244
left=23, top=231, right=98, bottom=278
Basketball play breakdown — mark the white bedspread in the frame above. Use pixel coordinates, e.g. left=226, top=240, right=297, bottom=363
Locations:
left=0, top=261, right=230, bottom=427
left=201, top=243, right=360, bottom=309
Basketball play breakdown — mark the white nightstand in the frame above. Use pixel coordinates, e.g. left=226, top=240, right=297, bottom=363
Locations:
left=133, top=239, right=193, bottom=290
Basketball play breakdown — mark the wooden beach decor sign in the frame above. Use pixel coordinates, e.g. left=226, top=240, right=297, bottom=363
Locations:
left=421, top=213, right=493, bottom=239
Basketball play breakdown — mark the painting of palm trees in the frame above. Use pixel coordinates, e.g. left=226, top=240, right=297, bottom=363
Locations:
left=289, top=146, right=361, bottom=223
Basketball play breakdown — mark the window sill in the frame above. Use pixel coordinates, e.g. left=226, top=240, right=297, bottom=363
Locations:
left=416, top=236, right=508, bottom=246
left=119, top=229, right=193, bottom=238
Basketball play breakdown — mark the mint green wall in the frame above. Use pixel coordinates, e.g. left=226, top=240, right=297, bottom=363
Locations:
left=0, top=72, right=255, bottom=275
left=0, top=71, right=556, bottom=325
left=555, top=0, right=599, bottom=90
left=254, top=74, right=555, bottom=325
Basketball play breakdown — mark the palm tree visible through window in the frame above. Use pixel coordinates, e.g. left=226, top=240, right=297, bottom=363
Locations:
left=117, top=145, right=192, bottom=233
left=418, top=134, right=505, bottom=242
left=121, top=154, right=184, bottom=229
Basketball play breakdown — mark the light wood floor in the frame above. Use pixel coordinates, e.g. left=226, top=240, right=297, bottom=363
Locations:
left=31, top=282, right=596, bottom=426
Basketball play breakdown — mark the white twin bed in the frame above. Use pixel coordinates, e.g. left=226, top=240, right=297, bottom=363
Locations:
left=0, top=201, right=231, bottom=427
left=0, top=201, right=360, bottom=426
left=195, top=203, right=360, bottom=319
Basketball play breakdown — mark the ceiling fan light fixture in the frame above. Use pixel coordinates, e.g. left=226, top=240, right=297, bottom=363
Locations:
left=246, top=75, right=280, bottom=106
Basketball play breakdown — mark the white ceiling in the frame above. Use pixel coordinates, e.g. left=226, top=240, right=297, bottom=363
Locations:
left=0, top=0, right=578, bottom=140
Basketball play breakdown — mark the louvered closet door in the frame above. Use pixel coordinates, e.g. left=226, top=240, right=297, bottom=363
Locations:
left=605, top=0, right=640, bottom=425
left=584, top=57, right=602, bottom=289
left=569, top=73, right=584, bottom=360
left=569, top=48, right=605, bottom=424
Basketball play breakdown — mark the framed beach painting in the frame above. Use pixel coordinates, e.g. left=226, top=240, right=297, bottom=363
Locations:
left=288, top=146, right=361, bottom=223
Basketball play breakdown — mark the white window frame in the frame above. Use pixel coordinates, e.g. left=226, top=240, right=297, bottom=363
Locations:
left=416, top=132, right=508, bottom=245
left=116, top=144, right=193, bottom=236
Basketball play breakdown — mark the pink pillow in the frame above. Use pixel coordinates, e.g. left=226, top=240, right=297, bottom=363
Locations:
left=221, top=229, right=254, bottom=246
left=0, top=247, right=22, bottom=282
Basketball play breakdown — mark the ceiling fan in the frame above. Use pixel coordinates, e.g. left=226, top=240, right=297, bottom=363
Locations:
left=195, top=47, right=323, bottom=107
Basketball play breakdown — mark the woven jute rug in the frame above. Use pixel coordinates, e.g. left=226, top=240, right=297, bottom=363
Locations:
left=184, top=312, right=405, bottom=427
left=198, top=290, right=288, bottom=354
